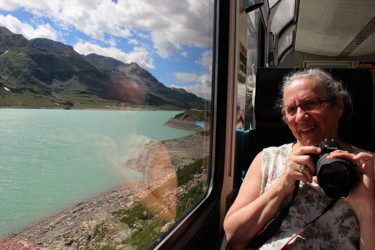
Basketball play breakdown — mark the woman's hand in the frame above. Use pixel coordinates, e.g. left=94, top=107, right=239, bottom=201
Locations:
left=280, top=145, right=321, bottom=193
left=326, top=151, right=375, bottom=211
left=350, top=152, right=374, bottom=206
left=326, top=150, right=375, bottom=249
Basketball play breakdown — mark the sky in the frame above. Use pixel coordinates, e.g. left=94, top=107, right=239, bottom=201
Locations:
left=0, top=0, right=214, bottom=100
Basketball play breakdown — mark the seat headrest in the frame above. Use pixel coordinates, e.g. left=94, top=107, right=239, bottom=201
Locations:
left=254, top=68, right=290, bottom=128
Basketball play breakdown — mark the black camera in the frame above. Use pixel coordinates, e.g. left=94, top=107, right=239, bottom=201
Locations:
left=309, top=139, right=357, bottom=199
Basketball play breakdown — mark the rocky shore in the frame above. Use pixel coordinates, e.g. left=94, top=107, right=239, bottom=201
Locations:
left=0, top=119, right=209, bottom=249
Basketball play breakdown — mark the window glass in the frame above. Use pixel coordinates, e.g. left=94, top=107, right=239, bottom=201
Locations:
left=244, top=10, right=261, bottom=130
left=268, top=0, right=280, bottom=8
left=0, top=1, right=213, bottom=249
left=278, top=31, right=294, bottom=58
left=271, top=0, right=295, bottom=35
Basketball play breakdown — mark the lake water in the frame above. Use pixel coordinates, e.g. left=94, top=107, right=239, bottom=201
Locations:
left=0, top=109, right=194, bottom=238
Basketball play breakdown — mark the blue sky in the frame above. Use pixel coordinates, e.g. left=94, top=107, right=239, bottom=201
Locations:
left=0, top=0, right=214, bottom=100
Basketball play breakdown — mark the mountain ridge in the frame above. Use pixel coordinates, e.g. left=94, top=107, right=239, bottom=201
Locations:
left=0, top=26, right=206, bottom=109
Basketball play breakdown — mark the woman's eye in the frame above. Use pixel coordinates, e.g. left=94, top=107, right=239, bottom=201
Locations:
left=287, top=106, right=297, bottom=114
left=304, top=100, right=318, bottom=110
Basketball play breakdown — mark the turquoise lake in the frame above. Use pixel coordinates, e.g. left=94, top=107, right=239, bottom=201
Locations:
left=0, top=109, right=194, bottom=238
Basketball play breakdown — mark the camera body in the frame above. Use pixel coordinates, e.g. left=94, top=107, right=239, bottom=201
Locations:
left=309, top=139, right=357, bottom=199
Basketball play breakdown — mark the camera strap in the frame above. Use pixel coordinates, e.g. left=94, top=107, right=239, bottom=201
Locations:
left=303, top=198, right=337, bottom=228
left=245, top=181, right=300, bottom=249
left=245, top=181, right=338, bottom=249
left=280, top=198, right=338, bottom=249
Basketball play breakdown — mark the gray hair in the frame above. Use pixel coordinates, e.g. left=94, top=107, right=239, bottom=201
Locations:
left=275, top=68, right=353, bottom=121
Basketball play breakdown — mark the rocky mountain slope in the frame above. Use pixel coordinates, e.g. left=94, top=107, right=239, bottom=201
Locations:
left=0, top=26, right=206, bottom=109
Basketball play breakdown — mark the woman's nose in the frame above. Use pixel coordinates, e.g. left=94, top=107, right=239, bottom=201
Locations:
left=295, top=106, right=308, bottom=121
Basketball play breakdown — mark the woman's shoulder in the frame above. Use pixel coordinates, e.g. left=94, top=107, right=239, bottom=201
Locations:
left=351, top=145, right=375, bottom=155
left=262, top=142, right=294, bottom=157
left=260, top=143, right=293, bottom=193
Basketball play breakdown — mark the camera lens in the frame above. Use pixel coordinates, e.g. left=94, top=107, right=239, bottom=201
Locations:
left=319, top=162, right=351, bottom=186
left=317, top=156, right=356, bottom=199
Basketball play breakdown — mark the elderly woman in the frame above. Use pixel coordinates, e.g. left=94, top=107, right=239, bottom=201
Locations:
left=224, top=69, right=375, bottom=249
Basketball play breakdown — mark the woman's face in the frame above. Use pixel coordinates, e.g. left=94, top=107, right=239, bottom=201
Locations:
left=283, top=77, right=344, bottom=146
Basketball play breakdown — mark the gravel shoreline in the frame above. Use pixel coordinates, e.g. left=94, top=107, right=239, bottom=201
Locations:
left=0, top=119, right=209, bottom=249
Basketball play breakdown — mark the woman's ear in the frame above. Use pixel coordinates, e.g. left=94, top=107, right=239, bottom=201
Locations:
left=336, top=96, right=344, bottom=118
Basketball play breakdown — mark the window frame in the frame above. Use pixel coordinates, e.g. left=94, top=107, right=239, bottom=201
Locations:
left=150, top=0, right=228, bottom=247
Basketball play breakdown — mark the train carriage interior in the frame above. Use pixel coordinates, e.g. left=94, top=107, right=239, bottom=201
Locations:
left=1, top=0, right=375, bottom=249
left=156, top=0, right=375, bottom=248
left=155, top=0, right=375, bottom=248
left=213, top=0, right=375, bottom=249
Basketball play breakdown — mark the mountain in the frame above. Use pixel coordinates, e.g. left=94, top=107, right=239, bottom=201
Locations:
left=0, top=26, right=206, bottom=109
left=85, top=54, right=207, bottom=108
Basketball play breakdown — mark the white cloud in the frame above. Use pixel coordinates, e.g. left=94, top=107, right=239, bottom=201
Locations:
left=146, top=0, right=214, bottom=57
left=0, top=0, right=214, bottom=58
left=172, top=50, right=212, bottom=100
left=174, top=72, right=200, bottom=83
left=0, top=14, right=57, bottom=40
left=0, top=1, right=22, bottom=11
left=128, top=39, right=138, bottom=45
left=151, top=30, right=182, bottom=58
left=181, top=50, right=188, bottom=57
left=172, top=72, right=211, bottom=100
left=107, top=37, right=117, bottom=47
left=196, top=50, right=213, bottom=71
left=73, top=41, right=155, bottom=70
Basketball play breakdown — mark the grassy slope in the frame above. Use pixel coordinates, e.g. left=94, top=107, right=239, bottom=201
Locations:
left=84, top=156, right=209, bottom=249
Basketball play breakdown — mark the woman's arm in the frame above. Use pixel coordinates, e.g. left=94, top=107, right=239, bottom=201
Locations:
left=350, top=153, right=375, bottom=250
left=224, top=146, right=320, bottom=249
left=223, top=153, right=292, bottom=249
left=358, top=209, right=375, bottom=250
left=327, top=151, right=375, bottom=249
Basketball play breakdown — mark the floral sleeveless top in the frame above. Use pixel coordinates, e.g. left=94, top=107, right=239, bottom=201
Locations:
left=259, top=143, right=372, bottom=250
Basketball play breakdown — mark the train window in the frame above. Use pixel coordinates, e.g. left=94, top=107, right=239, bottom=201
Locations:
left=243, top=7, right=263, bottom=130
left=270, top=0, right=295, bottom=34
left=278, top=31, right=293, bottom=59
left=268, top=0, right=280, bottom=8
left=0, top=1, right=214, bottom=249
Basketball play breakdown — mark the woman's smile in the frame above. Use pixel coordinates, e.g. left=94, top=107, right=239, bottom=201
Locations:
left=300, top=125, right=315, bottom=133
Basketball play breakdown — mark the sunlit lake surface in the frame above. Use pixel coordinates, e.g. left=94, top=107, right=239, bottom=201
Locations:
left=0, top=109, right=193, bottom=238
